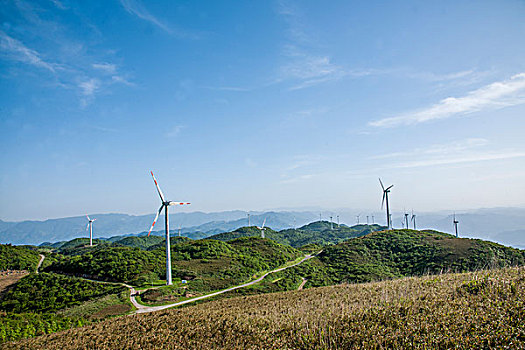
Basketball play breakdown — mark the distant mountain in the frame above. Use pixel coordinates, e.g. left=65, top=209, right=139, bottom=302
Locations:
left=2, top=207, right=525, bottom=247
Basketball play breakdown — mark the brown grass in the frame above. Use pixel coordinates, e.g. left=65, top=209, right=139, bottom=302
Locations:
left=4, top=267, right=524, bottom=349
left=0, top=271, right=28, bottom=294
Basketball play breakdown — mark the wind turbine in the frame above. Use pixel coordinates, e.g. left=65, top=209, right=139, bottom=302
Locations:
left=319, top=213, right=322, bottom=221
left=411, top=210, right=416, bottom=230
left=356, top=214, right=360, bottom=225
left=178, top=224, right=182, bottom=237
left=336, top=215, right=340, bottom=227
left=453, top=213, right=459, bottom=238
left=366, top=215, right=369, bottom=225
left=404, top=212, right=409, bottom=229
left=293, top=216, right=296, bottom=229
left=257, top=218, right=267, bottom=238
left=379, top=178, right=393, bottom=230
left=86, top=215, right=96, bottom=246
left=372, top=215, right=375, bottom=224
left=147, top=171, right=190, bottom=286
left=330, top=215, right=333, bottom=230
left=247, top=213, right=250, bottom=227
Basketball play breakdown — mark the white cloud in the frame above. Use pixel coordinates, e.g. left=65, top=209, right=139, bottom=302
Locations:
left=79, top=78, right=100, bottom=96
left=119, top=0, right=173, bottom=35
left=0, top=31, right=55, bottom=72
left=374, top=138, right=489, bottom=159
left=393, top=151, right=525, bottom=169
left=370, top=73, right=525, bottom=127
left=92, top=63, right=117, bottom=74
left=165, top=125, right=184, bottom=138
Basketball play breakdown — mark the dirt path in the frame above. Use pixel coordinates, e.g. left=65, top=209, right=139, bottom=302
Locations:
left=298, top=277, right=307, bottom=290
left=36, top=254, right=45, bottom=274
left=132, top=253, right=317, bottom=314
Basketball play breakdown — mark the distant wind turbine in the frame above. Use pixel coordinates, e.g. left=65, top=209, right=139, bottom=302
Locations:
left=453, top=213, right=459, bottom=238
left=336, top=215, right=340, bottom=227
left=372, top=215, right=375, bottom=224
left=147, top=171, right=190, bottom=286
left=404, top=212, right=409, bottom=229
left=257, top=218, right=267, bottom=238
left=330, top=215, right=333, bottom=230
left=86, top=215, right=96, bottom=246
left=411, top=210, right=417, bottom=230
left=379, top=178, right=393, bottom=230
left=366, top=215, right=369, bottom=225
left=356, top=214, right=360, bottom=225
left=247, top=213, right=250, bottom=227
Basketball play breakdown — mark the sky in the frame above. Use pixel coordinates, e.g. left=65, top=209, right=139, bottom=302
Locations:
left=1, top=0, right=525, bottom=221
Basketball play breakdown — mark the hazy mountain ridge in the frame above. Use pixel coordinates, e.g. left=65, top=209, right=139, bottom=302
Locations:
left=1, top=208, right=524, bottom=247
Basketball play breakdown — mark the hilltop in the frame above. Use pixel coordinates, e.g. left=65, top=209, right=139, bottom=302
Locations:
left=5, top=266, right=524, bottom=349
left=208, top=222, right=385, bottom=247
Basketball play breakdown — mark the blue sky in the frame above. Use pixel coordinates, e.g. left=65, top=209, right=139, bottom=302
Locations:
left=1, top=0, right=525, bottom=221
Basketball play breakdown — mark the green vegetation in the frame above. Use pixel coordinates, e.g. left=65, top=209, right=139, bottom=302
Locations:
left=0, top=312, right=85, bottom=343
left=0, top=244, right=41, bottom=271
left=6, top=266, right=524, bottom=349
left=111, top=235, right=166, bottom=250
left=0, top=273, right=129, bottom=343
left=209, top=222, right=385, bottom=248
left=57, top=290, right=131, bottom=320
left=318, top=229, right=525, bottom=283
left=0, top=273, right=126, bottom=314
left=44, top=246, right=165, bottom=285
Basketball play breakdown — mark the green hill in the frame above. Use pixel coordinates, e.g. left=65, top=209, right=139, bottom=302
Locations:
left=317, top=229, right=525, bottom=283
left=44, top=246, right=165, bottom=285
left=111, top=235, right=166, bottom=250
left=0, top=245, right=41, bottom=271
left=6, top=266, right=524, bottom=349
left=208, top=222, right=385, bottom=248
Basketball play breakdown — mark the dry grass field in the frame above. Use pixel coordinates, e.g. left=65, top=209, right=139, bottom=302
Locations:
left=0, top=271, right=28, bottom=294
left=4, top=266, right=524, bottom=349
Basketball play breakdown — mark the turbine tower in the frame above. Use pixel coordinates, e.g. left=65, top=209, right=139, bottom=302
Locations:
left=411, top=210, right=416, bottom=230
left=366, top=215, right=369, bottom=225
left=379, top=178, right=393, bottom=230
left=356, top=214, right=360, bottom=225
left=453, top=213, right=459, bottom=238
left=86, top=215, right=96, bottom=246
left=404, top=212, right=409, bottom=229
left=336, top=215, right=340, bottom=227
left=330, top=216, right=333, bottom=230
left=247, top=213, right=250, bottom=227
left=178, top=224, right=182, bottom=237
left=319, top=213, right=322, bottom=221
left=372, top=215, right=375, bottom=224
left=147, top=171, right=190, bottom=286
left=257, top=218, right=267, bottom=238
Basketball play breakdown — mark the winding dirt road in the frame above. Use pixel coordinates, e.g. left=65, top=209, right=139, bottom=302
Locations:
left=36, top=254, right=45, bottom=274
left=132, top=253, right=317, bottom=314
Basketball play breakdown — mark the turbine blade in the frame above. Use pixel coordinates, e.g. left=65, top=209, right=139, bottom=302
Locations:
left=168, top=202, right=191, bottom=206
left=86, top=215, right=90, bottom=221
left=381, top=192, right=386, bottom=209
left=378, top=178, right=385, bottom=191
left=86, top=223, right=89, bottom=231
left=262, top=218, right=266, bottom=229
left=386, top=185, right=394, bottom=190
left=150, top=171, right=166, bottom=202
left=148, top=205, right=164, bottom=236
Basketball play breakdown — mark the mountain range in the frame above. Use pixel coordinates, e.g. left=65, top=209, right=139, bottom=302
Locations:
left=1, top=207, right=524, bottom=248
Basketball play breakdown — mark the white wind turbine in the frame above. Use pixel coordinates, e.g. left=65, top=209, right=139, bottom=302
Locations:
left=86, top=215, right=96, bottom=246
left=257, top=218, right=267, bottom=238
left=147, top=171, right=190, bottom=286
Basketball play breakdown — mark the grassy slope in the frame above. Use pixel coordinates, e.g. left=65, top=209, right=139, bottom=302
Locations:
left=318, top=229, right=525, bottom=284
left=0, top=245, right=41, bottom=271
left=6, top=266, right=524, bottom=349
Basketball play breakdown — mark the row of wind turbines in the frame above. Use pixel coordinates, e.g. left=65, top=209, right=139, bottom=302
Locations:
left=379, top=178, right=460, bottom=236
left=84, top=173, right=461, bottom=286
